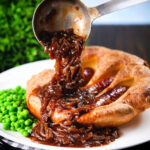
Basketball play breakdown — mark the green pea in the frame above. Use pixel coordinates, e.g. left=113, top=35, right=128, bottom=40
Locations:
left=2, top=110, right=8, bottom=115
left=0, top=101, right=3, bottom=105
left=9, top=89, right=14, bottom=94
left=4, top=102, right=10, bottom=106
left=17, top=106, right=23, bottom=112
left=19, top=129, right=24, bottom=134
left=25, top=119, right=32, bottom=126
left=2, top=123, right=10, bottom=130
left=16, top=96, right=20, bottom=101
left=0, top=87, right=37, bottom=135
left=22, top=130, right=29, bottom=137
left=21, top=88, right=26, bottom=93
left=6, top=105, right=11, bottom=110
left=18, top=90, right=23, bottom=95
left=13, top=103, right=18, bottom=107
left=25, top=126, right=31, bottom=131
left=0, top=100, right=4, bottom=104
left=17, top=114, right=24, bottom=120
left=0, top=114, right=3, bottom=122
left=2, top=119, right=5, bottom=123
left=21, top=109, right=29, bottom=118
left=6, top=97, right=11, bottom=102
left=19, top=124, right=24, bottom=129
left=22, top=95, right=26, bottom=100
left=0, top=113, right=3, bottom=117
left=4, top=118, right=10, bottom=123
left=9, top=95, right=13, bottom=100
left=4, top=114, right=9, bottom=118
left=18, top=119, right=24, bottom=125
left=9, top=112, right=16, bottom=116
left=12, top=95, right=17, bottom=100
left=10, top=126, right=16, bottom=131
left=10, top=122, right=15, bottom=127
left=17, top=95, right=22, bottom=100
left=9, top=106, right=16, bottom=112
left=14, top=122, right=20, bottom=128
left=16, top=86, right=22, bottom=91
left=15, top=101, right=20, bottom=106
left=1, top=106, right=6, bottom=112
left=17, top=128, right=21, bottom=132
left=10, top=115, right=17, bottom=122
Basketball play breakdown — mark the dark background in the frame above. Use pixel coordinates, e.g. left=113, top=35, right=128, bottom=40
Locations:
left=88, top=25, right=150, bottom=64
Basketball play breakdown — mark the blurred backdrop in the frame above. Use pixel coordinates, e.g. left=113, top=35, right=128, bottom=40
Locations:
left=0, top=0, right=47, bottom=72
left=0, top=0, right=150, bottom=72
left=81, top=0, right=150, bottom=25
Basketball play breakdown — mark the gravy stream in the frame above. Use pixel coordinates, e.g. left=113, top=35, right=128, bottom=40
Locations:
left=30, top=29, right=124, bottom=147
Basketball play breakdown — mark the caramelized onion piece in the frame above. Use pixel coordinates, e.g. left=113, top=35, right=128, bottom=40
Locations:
left=31, top=29, right=121, bottom=147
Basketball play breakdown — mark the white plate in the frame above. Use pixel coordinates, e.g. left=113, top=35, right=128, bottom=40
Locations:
left=0, top=60, right=150, bottom=150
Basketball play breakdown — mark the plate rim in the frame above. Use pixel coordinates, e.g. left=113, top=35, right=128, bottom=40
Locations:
left=0, top=128, right=149, bottom=150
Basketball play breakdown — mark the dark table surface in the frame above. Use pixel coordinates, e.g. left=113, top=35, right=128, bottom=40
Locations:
left=0, top=25, right=150, bottom=149
left=88, top=25, right=150, bottom=150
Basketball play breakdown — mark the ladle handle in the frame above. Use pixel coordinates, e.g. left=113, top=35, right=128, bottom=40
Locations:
left=90, top=0, right=149, bottom=20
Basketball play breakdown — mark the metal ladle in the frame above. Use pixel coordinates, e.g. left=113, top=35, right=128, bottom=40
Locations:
left=33, top=0, right=149, bottom=43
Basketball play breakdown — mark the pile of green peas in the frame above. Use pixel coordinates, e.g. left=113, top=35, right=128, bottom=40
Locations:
left=0, top=86, right=37, bottom=137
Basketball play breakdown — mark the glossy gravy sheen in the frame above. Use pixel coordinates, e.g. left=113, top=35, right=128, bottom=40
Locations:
left=30, top=29, right=127, bottom=147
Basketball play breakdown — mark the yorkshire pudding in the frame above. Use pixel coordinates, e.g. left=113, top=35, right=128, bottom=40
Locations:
left=26, top=46, right=150, bottom=127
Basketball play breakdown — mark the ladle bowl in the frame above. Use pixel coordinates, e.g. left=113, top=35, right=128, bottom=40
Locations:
left=33, top=0, right=149, bottom=43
